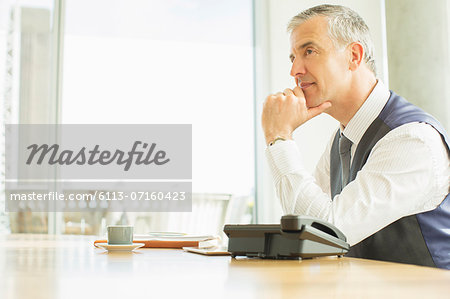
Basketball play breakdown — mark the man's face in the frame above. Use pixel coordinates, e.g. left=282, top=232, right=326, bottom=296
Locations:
left=289, top=16, right=350, bottom=108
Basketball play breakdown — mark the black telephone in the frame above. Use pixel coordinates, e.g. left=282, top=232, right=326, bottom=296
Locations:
left=223, top=215, right=349, bottom=259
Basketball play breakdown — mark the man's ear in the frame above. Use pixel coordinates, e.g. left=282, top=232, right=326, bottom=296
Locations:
left=349, top=42, right=364, bottom=71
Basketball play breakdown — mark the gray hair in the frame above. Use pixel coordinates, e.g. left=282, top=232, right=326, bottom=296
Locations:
left=287, top=4, right=376, bottom=75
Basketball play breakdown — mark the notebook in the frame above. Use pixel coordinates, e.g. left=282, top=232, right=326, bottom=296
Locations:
left=94, top=233, right=219, bottom=249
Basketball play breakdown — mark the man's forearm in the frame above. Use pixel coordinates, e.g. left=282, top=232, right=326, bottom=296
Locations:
left=265, top=140, right=333, bottom=216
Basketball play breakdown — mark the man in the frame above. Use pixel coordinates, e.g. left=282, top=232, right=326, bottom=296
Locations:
left=262, top=4, right=450, bottom=269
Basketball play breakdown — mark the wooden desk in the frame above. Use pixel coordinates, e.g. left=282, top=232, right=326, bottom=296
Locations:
left=1, top=234, right=449, bottom=299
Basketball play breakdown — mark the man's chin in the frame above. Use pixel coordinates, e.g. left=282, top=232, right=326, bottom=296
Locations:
left=305, top=100, right=321, bottom=109
left=305, top=95, right=319, bottom=108
left=307, top=101, right=329, bottom=111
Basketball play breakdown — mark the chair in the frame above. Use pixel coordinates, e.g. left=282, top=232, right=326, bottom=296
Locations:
left=130, top=193, right=232, bottom=235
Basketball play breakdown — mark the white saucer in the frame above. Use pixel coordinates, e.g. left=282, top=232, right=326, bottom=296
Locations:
left=96, top=243, right=145, bottom=251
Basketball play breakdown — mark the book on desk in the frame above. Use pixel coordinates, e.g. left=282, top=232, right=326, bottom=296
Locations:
left=93, top=234, right=220, bottom=249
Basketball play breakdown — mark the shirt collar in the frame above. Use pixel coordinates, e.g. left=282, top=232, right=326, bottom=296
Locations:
left=341, top=80, right=391, bottom=146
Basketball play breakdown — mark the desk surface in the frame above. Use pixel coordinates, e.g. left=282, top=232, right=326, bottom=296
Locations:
left=1, top=234, right=449, bottom=299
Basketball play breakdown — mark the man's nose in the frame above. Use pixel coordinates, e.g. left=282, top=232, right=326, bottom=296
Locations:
left=290, top=58, right=306, bottom=78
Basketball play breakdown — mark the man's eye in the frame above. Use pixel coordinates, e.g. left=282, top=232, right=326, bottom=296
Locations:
left=306, top=49, right=313, bottom=55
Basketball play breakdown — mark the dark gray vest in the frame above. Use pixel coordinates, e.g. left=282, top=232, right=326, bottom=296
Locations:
left=330, top=91, right=450, bottom=269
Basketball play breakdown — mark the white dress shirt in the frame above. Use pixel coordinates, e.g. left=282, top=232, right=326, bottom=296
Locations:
left=266, top=80, right=450, bottom=246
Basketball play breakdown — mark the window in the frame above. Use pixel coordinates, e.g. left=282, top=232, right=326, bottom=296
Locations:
left=60, top=0, right=255, bottom=234
left=1, top=0, right=58, bottom=234
left=2, top=0, right=255, bottom=235
left=62, top=0, right=255, bottom=196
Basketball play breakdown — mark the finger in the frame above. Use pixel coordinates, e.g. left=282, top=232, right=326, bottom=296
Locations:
left=283, top=88, right=294, bottom=96
left=275, top=91, right=284, bottom=97
left=264, top=94, right=275, bottom=103
left=293, top=86, right=305, bottom=97
left=306, top=102, right=332, bottom=120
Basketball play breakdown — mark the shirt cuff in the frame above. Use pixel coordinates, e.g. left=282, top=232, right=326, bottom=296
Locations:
left=265, top=140, right=305, bottom=183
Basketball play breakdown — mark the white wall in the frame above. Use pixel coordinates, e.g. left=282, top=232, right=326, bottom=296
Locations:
left=385, top=0, right=450, bottom=131
left=255, top=0, right=388, bottom=222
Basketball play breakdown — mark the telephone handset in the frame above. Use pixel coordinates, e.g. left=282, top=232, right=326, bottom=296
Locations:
left=281, top=214, right=347, bottom=241
left=224, top=215, right=349, bottom=259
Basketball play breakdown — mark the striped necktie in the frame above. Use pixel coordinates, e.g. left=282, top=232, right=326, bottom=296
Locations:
left=339, top=134, right=353, bottom=187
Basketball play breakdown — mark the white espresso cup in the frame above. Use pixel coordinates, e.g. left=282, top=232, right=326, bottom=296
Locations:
left=107, top=225, right=133, bottom=245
